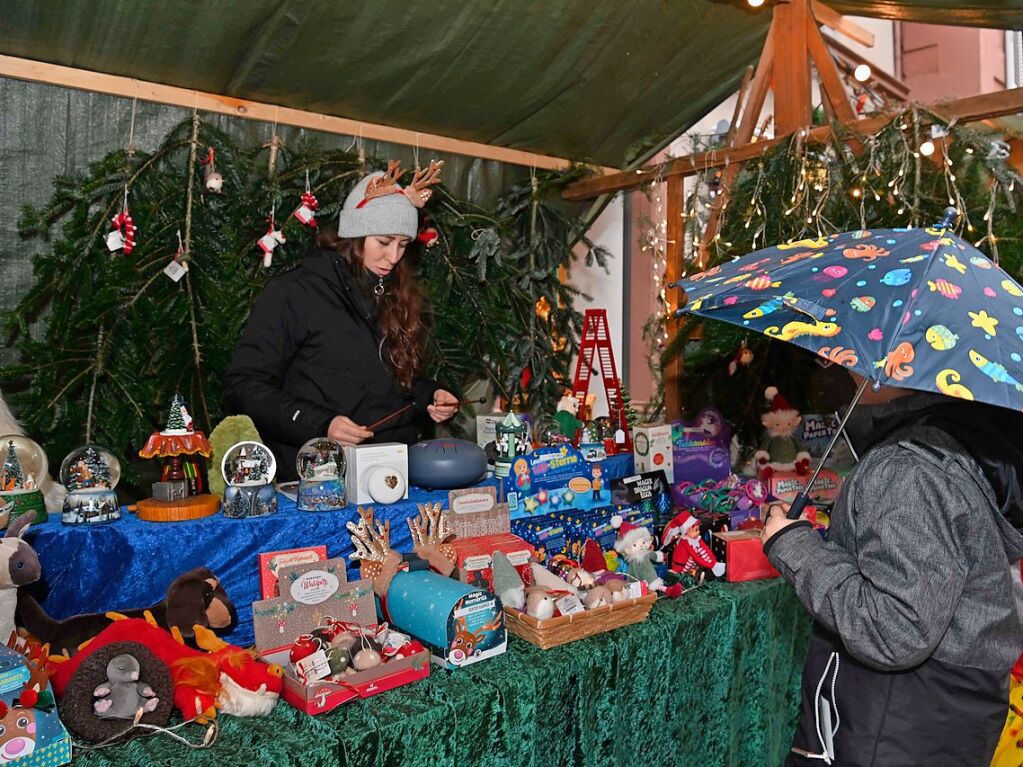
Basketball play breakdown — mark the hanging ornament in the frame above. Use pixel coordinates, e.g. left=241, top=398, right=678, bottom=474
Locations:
left=163, top=230, right=189, bottom=283
left=200, top=146, right=224, bottom=193
left=257, top=209, right=285, bottom=268
left=727, top=339, right=754, bottom=376
left=262, top=134, right=284, bottom=177
left=293, top=175, right=319, bottom=228
left=417, top=216, right=439, bottom=248
left=107, top=190, right=138, bottom=255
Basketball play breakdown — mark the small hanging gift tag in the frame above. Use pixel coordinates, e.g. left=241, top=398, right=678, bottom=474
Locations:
left=106, top=229, right=126, bottom=252
left=293, top=649, right=331, bottom=684
left=555, top=594, right=585, bottom=616
left=163, top=259, right=188, bottom=282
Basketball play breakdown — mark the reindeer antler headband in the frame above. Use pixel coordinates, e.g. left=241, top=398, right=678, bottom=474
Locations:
left=357, top=160, right=444, bottom=209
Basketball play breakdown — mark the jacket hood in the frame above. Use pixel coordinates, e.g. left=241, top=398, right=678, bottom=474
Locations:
left=846, top=392, right=1023, bottom=554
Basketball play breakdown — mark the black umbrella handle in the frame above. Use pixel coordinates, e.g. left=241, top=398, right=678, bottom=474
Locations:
left=787, top=493, right=810, bottom=520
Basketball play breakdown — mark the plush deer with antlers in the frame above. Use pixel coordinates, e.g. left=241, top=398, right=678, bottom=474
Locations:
left=448, top=614, right=504, bottom=666
left=407, top=503, right=457, bottom=576
left=346, top=507, right=404, bottom=598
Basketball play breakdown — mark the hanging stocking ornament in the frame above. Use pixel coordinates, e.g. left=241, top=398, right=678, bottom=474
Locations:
left=107, top=191, right=138, bottom=255
left=200, top=146, right=223, bottom=194
left=727, top=339, right=754, bottom=377
left=257, top=209, right=285, bottom=268
left=293, top=174, right=318, bottom=227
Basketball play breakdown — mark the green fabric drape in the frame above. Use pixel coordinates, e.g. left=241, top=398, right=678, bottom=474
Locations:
left=73, top=580, right=810, bottom=767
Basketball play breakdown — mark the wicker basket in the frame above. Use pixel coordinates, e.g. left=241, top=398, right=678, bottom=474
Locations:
left=503, top=592, right=657, bottom=650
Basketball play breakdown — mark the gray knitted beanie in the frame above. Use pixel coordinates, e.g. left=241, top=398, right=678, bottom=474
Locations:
left=337, top=171, right=420, bottom=239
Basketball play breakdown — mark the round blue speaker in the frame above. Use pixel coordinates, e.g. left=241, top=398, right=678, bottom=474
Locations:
left=408, top=438, right=488, bottom=489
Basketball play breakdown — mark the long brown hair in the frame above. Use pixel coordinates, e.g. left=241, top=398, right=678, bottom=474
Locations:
left=318, top=232, right=427, bottom=391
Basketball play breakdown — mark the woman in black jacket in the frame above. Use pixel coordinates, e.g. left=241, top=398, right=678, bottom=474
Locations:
left=227, top=162, right=458, bottom=480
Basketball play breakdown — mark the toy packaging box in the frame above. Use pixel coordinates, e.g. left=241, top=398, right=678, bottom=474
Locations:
left=253, top=558, right=429, bottom=715
left=383, top=570, right=506, bottom=670
left=768, top=469, right=842, bottom=504
left=609, top=470, right=675, bottom=527
left=258, top=546, right=328, bottom=599
left=711, top=530, right=780, bottom=582
left=511, top=515, right=568, bottom=565
left=449, top=487, right=508, bottom=538
left=0, top=646, right=71, bottom=766
left=632, top=424, right=675, bottom=482
left=799, top=414, right=855, bottom=468
left=672, top=407, right=732, bottom=485
left=344, top=442, right=409, bottom=504
left=505, top=445, right=612, bottom=519
left=450, top=533, right=534, bottom=592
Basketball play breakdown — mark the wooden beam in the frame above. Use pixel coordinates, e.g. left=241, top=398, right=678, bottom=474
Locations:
left=564, top=86, right=1023, bottom=200
left=811, top=1, right=875, bottom=48
left=665, top=175, right=685, bottom=419
left=773, top=0, right=813, bottom=135
left=806, top=12, right=857, bottom=126
left=0, top=54, right=618, bottom=174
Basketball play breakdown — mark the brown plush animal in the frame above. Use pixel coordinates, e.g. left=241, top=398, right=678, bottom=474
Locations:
left=17, top=567, right=235, bottom=656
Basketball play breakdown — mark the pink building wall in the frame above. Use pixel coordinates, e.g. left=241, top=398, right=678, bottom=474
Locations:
left=901, top=23, right=1005, bottom=102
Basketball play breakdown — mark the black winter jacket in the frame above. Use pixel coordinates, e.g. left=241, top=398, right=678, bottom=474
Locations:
left=767, top=393, right=1023, bottom=766
left=226, top=248, right=440, bottom=480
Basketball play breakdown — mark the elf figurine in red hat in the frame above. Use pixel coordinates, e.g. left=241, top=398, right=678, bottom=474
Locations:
left=611, top=516, right=664, bottom=591
left=754, top=386, right=811, bottom=480
left=662, top=510, right=726, bottom=581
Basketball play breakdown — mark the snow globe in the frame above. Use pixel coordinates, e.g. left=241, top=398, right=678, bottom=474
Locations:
left=60, top=444, right=121, bottom=525
left=295, top=437, right=347, bottom=512
left=221, top=441, right=278, bottom=519
left=0, top=435, right=50, bottom=524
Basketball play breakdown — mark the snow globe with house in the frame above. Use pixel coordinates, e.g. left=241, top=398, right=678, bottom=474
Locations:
left=220, top=440, right=278, bottom=519
left=60, top=444, right=121, bottom=525
left=0, top=435, right=50, bottom=524
left=295, top=437, right=347, bottom=512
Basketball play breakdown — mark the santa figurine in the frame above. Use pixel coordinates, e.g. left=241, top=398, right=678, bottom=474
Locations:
left=754, top=386, right=811, bottom=480
left=611, top=515, right=664, bottom=591
left=662, top=510, right=726, bottom=579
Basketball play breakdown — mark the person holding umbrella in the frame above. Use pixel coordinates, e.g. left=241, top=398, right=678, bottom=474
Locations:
left=675, top=210, right=1023, bottom=766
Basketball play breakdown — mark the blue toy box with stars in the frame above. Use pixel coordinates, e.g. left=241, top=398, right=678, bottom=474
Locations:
left=505, top=445, right=611, bottom=521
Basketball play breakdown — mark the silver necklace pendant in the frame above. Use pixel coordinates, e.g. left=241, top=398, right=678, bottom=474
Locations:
left=374, top=276, right=385, bottom=296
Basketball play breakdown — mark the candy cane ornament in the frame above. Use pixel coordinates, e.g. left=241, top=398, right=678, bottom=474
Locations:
left=107, top=210, right=138, bottom=255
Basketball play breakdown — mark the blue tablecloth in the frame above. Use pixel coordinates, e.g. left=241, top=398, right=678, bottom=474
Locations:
left=27, top=454, right=634, bottom=646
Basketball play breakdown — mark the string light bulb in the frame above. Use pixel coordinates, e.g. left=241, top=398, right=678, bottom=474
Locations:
left=919, top=140, right=936, bottom=157
left=853, top=64, right=872, bottom=82
left=747, top=0, right=765, bottom=7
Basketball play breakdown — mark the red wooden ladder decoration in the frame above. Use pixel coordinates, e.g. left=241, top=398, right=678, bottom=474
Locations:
left=570, top=309, right=632, bottom=451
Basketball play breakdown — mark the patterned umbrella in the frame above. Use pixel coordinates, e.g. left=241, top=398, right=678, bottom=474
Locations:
left=674, top=210, right=1023, bottom=515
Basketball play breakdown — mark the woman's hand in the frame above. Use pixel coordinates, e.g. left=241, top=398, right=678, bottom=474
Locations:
left=427, top=389, right=459, bottom=423
left=327, top=415, right=374, bottom=446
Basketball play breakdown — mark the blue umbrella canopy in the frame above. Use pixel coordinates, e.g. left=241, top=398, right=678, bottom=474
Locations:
left=676, top=222, right=1023, bottom=412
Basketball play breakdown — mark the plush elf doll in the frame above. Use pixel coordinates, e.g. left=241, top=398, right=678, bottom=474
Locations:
left=662, top=510, right=726, bottom=578
left=754, top=386, right=811, bottom=480
left=611, top=516, right=664, bottom=591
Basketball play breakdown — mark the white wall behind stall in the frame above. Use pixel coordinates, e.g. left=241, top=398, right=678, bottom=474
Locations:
left=569, top=195, right=625, bottom=418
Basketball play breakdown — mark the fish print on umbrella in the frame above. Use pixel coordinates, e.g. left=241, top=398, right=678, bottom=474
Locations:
left=675, top=223, right=1023, bottom=411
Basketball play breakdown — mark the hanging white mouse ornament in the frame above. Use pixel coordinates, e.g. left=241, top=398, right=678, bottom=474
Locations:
left=200, top=147, right=224, bottom=194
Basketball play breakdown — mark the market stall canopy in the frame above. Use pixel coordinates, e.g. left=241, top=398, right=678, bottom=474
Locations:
left=2, top=1, right=1022, bottom=169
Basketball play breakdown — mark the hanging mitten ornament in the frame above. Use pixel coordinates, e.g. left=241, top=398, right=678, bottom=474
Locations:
left=200, top=147, right=223, bottom=194
left=257, top=224, right=286, bottom=268
left=293, top=191, right=318, bottom=228
left=107, top=210, right=138, bottom=255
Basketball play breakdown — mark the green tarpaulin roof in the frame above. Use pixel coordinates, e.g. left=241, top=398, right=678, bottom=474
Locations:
left=2, top=1, right=1022, bottom=167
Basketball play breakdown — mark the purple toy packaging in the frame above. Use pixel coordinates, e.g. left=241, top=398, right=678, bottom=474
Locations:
left=672, top=407, right=732, bottom=485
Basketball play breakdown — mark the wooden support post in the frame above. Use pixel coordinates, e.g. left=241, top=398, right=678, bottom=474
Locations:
left=665, top=175, right=685, bottom=419
left=773, top=0, right=813, bottom=135
left=806, top=11, right=857, bottom=126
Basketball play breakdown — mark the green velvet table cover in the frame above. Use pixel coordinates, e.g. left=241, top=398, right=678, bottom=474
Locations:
left=73, top=579, right=810, bottom=766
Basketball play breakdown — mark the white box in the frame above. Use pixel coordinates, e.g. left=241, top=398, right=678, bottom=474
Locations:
left=475, top=414, right=505, bottom=448
left=632, top=423, right=675, bottom=483
left=344, top=442, right=409, bottom=504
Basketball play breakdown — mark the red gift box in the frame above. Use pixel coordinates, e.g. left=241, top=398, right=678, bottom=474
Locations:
left=450, top=533, right=534, bottom=592
left=711, top=530, right=780, bottom=582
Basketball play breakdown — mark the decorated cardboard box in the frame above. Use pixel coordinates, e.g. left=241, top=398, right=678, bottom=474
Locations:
left=695, top=510, right=731, bottom=544
left=258, top=546, right=328, bottom=599
left=505, top=445, right=611, bottom=519
left=800, top=413, right=855, bottom=468
left=511, top=515, right=568, bottom=565
left=0, top=646, right=71, bottom=766
left=632, top=424, right=675, bottom=482
left=768, top=469, right=842, bottom=504
left=672, top=407, right=732, bottom=485
left=609, top=470, right=675, bottom=526
left=344, top=443, right=409, bottom=505
left=382, top=570, right=506, bottom=669
left=450, top=532, right=534, bottom=592
left=449, top=487, right=508, bottom=538
left=711, top=530, right=780, bottom=582
left=253, top=558, right=429, bottom=715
